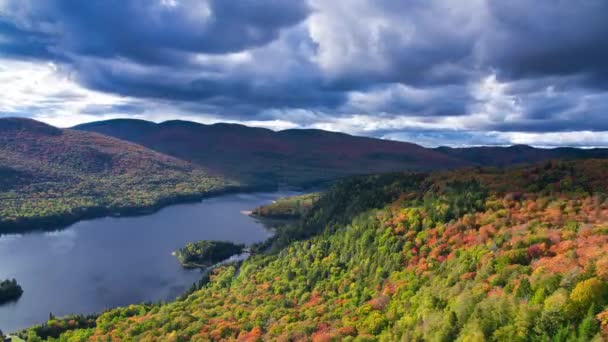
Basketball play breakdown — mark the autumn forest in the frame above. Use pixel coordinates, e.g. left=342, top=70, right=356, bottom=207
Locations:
left=3, top=1, right=608, bottom=340
left=13, top=159, right=608, bottom=341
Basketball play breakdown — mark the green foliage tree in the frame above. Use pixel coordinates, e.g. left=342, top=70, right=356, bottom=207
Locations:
left=567, top=277, right=608, bottom=318
left=0, top=278, right=23, bottom=304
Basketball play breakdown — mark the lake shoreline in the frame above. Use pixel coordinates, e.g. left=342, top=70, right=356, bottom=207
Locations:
left=1, top=190, right=291, bottom=333
left=0, top=184, right=279, bottom=235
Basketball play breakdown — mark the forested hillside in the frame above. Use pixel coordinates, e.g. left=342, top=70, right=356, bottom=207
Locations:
left=74, top=119, right=608, bottom=189
left=73, top=119, right=468, bottom=188
left=21, top=159, right=608, bottom=341
left=0, top=118, right=230, bottom=233
left=251, top=193, right=321, bottom=220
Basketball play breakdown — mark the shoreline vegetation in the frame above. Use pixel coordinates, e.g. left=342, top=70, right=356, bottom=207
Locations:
left=0, top=278, right=23, bottom=305
left=249, top=192, right=326, bottom=254
left=9, top=193, right=310, bottom=335
left=172, top=193, right=324, bottom=287
left=0, top=184, right=280, bottom=235
left=174, top=240, right=245, bottom=269
left=250, top=192, right=321, bottom=220
left=170, top=194, right=320, bottom=270
left=15, top=314, right=97, bottom=341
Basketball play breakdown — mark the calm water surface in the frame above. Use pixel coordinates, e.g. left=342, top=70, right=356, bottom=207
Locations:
left=0, top=191, right=297, bottom=332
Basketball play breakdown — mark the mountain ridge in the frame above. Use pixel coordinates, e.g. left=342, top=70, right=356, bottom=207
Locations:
left=73, top=119, right=462, bottom=187
left=74, top=118, right=608, bottom=187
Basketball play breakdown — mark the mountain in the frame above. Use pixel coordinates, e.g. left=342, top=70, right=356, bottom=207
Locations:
left=435, top=144, right=608, bottom=166
left=0, top=118, right=230, bottom=232
left=74, top=119, right=608, bottom=188
left=73, top=119, right=470, bottom=188
left=19, top=159, right=608, bottom=340
left=6, top=117, right=608, bottom=233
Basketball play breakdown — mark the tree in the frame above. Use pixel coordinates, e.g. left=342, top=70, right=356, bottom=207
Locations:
left=578, top=305, right=599, bottom=340
left=568, top=278, right=608, bottom=319
left=515, top=278, right=532, bottom=299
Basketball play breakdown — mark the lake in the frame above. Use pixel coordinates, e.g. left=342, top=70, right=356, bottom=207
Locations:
left=0, top=191, right=297, bottom=333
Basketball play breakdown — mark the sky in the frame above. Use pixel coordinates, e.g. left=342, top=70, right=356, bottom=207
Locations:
left=1, top=0, right=608, bottom=147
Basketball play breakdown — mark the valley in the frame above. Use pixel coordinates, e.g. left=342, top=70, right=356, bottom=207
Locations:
left=12, top=159, right=608, bottom=341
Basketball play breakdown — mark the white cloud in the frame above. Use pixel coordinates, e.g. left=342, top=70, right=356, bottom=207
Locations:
left=381, top=130, right=608, bottom=148
left=0, top=59, right=134, bottom=127
left=491, top=131, right=608, bottom=148
left=307, top=0, right=392, bottom=76
left=307, top=0, right=487, bottom=82
left=463, top=74, right=523, bottom=128
left=346, top=84, right=434, bottom=113
left=160, top=0, right=179, bottom=8
left=308, top=114, right=451, bottom=134
left=0, top=58, right=305, bottom=130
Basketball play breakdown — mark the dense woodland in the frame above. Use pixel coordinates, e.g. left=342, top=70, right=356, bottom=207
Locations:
left=75, top=119, right=608, bottom=189
left=0, top=118, right=231, bottom=233
left=73, top=119, right=469, bottom=189
left=0, top=278, right=23, bottom=304
left=17, top=159, right=608, bottom=341
left=251, top=193, right=321, bottom=220
left=175, top=241, right=245, bottom=268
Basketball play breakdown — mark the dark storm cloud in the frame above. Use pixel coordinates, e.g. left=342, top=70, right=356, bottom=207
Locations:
left=0, top=18, right=62, bottom=60
left=1, top=0, right=608, bottom=143
left=477, top=75, right=608, bottom=133
left=0, top=0, right=310, bottom=63
left=491, top=94, right=608, bottom=133
left=0, top=0, right=340, bottom=117
left=485, top=0, right=608, bottom=86
left=341, top=83, right=472, bottom=117
left=308, top=0, right=482, bottom=89
left=72, top=54, right=345, bottom=116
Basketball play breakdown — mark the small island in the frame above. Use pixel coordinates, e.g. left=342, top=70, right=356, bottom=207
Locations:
left=0, top=278, right=23, bottom=304
left=175, top=240, right=244, bottom=268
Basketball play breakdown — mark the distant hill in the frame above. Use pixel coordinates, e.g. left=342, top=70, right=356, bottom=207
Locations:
left=435, top=144, right=608, bottom=166
left=5, top=117, right=608, bottom=232
left=0, top=118, right=230, bottom=232
left=73, top=119, right=464, bottom=187
left=75, top=118, right=608, bottom=187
